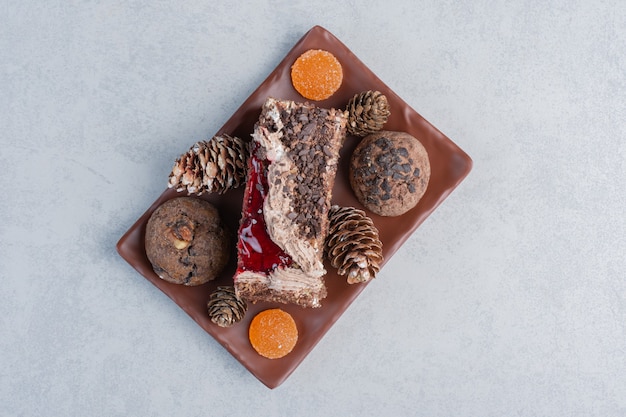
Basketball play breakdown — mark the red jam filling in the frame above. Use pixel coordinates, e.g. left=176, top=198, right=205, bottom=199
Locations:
left=236, top=149, right=293, bottom=275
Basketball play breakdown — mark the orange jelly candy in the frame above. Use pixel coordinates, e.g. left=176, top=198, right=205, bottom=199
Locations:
left=248, top=308, right=298, bottom=359
left=291, top=49, right=343, bottom=101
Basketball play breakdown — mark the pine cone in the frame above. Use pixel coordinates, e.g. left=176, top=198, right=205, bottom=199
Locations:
left=346, top=90, right=391, bottom=137
left=325, top=205, right=384, bottom=284
left=168, top=134, right=248, bottom=195
left=207, top=286, right=247, bottom=327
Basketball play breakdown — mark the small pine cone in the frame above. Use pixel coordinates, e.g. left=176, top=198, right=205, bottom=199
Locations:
left=325, top=205, right=384, bottom=284
left=346, top=90, right=391, bottom=137
left=168, top=134, right=248, bottom=195
left=207, top=286, right=247, bottom=327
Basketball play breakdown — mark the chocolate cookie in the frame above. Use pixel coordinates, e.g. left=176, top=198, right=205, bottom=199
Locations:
left=145, top=197, right=230, bottom=286
left=349, top=131, right=430, bottom=217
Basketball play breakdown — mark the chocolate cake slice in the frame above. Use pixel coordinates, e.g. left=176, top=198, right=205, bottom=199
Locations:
left=234, top=97, right=347, bottom=308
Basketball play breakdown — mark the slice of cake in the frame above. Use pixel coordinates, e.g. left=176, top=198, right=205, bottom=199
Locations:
left=234, top=97, right=347, bottom=308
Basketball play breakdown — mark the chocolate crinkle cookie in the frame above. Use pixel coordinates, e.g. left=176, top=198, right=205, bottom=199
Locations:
left=349, top=131, right=430, bottom=217
left=145, top=197, right=231, bottom=286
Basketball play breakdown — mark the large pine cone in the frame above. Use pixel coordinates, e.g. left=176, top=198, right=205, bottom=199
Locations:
left=346, top=90, right=391, bottom=137
left=168, top=134, right=248, bottom=195
left=325, top=205, right=384, bottom=284
left=207, top=286, right=247, bottom=327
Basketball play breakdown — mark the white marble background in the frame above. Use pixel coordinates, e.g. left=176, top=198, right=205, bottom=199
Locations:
left=1, top=1, right=624, bottom=416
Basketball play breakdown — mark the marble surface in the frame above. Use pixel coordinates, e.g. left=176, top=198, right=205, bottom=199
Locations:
left=1, top=1, right=624, bottom=416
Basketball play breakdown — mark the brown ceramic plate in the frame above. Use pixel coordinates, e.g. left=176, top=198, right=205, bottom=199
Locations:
left=116, top=25, right=472, bottom=389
